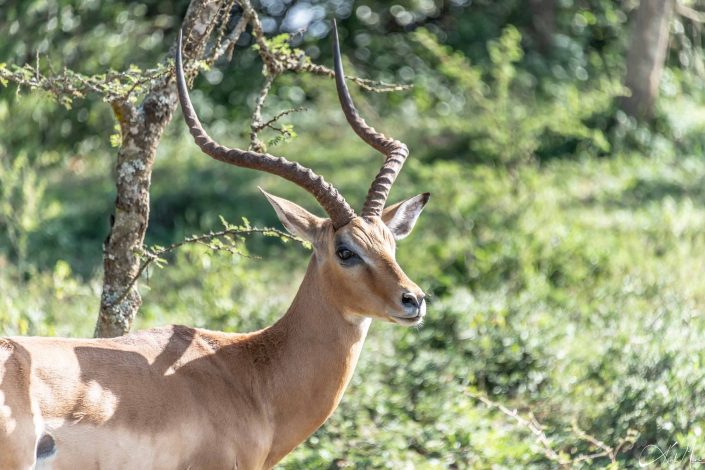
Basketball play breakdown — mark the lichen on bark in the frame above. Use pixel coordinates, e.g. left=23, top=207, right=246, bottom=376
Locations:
left=94, top=0, right=227, bottom=337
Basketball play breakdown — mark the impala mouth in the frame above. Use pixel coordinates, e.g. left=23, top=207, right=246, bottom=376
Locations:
left=391, top=313, right=424, bottom=326
left=391, top=301, right=426, bottom=326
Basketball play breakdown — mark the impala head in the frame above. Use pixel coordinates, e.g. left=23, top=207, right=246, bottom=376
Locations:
left=261, top=190, right=429, bottom=324
left=175, top=21, right=429, bottom=325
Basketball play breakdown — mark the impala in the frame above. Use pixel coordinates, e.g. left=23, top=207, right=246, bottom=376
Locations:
left=0, top=23, right=429, bottom=469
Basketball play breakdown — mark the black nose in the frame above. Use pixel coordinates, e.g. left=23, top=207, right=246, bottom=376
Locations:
left=401, top=292, right=421, bottom=309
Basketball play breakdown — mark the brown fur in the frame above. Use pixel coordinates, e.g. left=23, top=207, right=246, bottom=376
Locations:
left=0, top=209, right=426, bottom=469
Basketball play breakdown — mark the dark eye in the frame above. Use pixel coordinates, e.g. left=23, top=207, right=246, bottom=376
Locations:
left=336, top=247, right=355, bottom=261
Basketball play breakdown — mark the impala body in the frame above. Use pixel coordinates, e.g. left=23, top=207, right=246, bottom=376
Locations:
left=0, top=24, right=429, bottom=470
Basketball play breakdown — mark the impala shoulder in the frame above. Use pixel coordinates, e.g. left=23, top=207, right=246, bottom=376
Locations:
left=191, top=326, right=236, bottom=354
left=114, top=324, right=191, bottom=345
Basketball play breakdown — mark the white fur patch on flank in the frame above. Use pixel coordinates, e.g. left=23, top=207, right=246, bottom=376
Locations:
left=79, top=380, right=118, bottom=423
left=0, top=390, right=16, bottom=434
left=44, top=424, right=194, bottom=468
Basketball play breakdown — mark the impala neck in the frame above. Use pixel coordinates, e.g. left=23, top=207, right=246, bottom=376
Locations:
left=263, top=255, right=371, bottom=466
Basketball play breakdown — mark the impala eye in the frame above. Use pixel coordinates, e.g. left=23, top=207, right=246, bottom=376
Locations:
left=336, top=247, right=355, bottom=261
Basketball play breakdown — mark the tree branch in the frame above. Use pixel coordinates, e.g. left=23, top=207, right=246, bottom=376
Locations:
left=250, top=74, right=275, bottom=152
left=677, top=2, right=705, bottom=23
left=109, top=225, right=304, bottom=308
left=2, top=0, right=412, bottom=338
left=467, top=390, right=638, bottom=467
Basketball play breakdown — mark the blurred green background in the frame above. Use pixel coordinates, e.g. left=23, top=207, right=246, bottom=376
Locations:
left=3, top=0, right=705, bottom=467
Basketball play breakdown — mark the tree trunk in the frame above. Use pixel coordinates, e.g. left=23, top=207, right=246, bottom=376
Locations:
left=621, top=0, right=674, bottom=120
left=94, top=0, right=225, bottom=338
left=528, top=0, right=556, bottom=54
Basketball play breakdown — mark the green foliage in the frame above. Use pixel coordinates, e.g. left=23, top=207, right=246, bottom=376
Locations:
left=267, top=123, right=298, bottom=148
left=0, top=61, right=172, bottom=107
left=260, top=33, right=310, bottom=67
left=5, top=1, right=705, bottom=468
left=6, top=122, right=705, bottom=466
left=0, top=151, right=58, bottom=263
left=412, top=26, right=617, bottom=165
left=279, top=151, right=705, bottom=467
left=0, top=261, right=97, bottom=337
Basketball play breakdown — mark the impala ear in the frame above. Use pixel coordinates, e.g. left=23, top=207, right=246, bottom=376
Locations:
left=382, top=193, right=430, bottom=240
left=260, top=188, right=324, bottom=243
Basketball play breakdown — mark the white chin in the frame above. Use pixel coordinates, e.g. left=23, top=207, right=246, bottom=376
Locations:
left=394, top=316, right=423, bottom=326
left=391, top=303, right=426, bottom=326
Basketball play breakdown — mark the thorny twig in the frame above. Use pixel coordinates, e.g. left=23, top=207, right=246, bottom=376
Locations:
left=240, top=0, right=281, bottom=75
left=301, top=61, right=411, bottom=93
left=250, top=74, right=275, bottom=151
left=3, top=0, right=411, bottom=305
left=237, top=0, right=410, bottom=149
left=0, top=62, right=162, bottom=105
left=0, top=0, right=409, bottom=129
left=257, top=107, right=308, bottom=132
left=468, top=391, right=563, bottom=464
left=211, top=13, right=250, bottom=64
left=109, top=226, right=304, bottom=307
left=570, top=420, right=638, bottom=464
left=209, top=0, right=238, bottom=60
left=467, top=390, right=638, bottom=467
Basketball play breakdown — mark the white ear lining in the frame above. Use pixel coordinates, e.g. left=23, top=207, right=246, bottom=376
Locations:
left=270, top=202, right=302, bottom=237
left=384, top=193, right=430, bottom=240
left=259, top=187, right=323, bottom=243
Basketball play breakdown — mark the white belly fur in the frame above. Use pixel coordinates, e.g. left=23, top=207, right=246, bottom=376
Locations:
left=37, top=421, right=204, bottom=470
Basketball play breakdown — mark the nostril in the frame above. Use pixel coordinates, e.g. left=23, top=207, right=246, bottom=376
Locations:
left=401, top=292, right=419, bottom=308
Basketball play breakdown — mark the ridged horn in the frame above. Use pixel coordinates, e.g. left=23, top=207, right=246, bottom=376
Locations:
left=175, top=29, right=356, bottom=229
left=331, top=20, right=410, bottom=218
